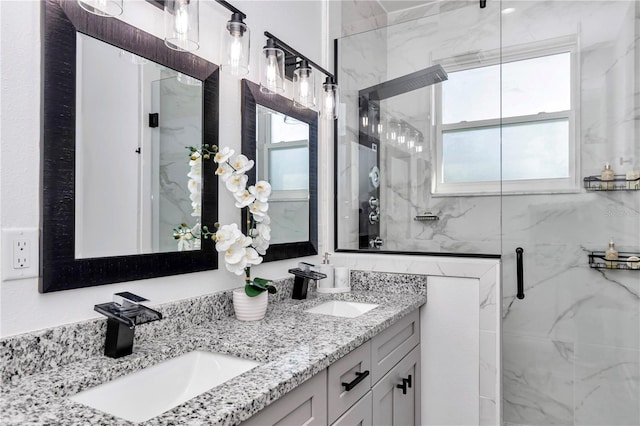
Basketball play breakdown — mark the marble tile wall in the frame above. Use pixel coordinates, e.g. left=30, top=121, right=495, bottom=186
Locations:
left=336, top=1, right=639, bottom=425
left=156, top=75, right=202, bottom=252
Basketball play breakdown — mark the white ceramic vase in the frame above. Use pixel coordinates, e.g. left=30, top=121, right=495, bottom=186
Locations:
left=233, top=288, right=268, bottom=321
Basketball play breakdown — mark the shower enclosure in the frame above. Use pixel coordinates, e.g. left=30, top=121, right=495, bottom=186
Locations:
left=335, top=1, right=639, bottom=425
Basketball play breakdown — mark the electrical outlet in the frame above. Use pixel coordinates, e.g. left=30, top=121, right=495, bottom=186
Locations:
left=2, top=228, right=39, bottom=281
left=13, top=239, right=31, bottom=269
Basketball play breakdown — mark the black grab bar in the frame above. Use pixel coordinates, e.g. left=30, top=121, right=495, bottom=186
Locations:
left=516, top=247, right=525, bottom=300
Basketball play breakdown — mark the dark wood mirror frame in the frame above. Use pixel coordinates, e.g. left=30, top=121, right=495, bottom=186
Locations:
left=240, top=79, right=318, bottom=262
left=40, top=0, right=219, bottom=293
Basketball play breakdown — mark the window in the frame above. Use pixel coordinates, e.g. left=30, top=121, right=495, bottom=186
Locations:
left=256, top=106, right=310, bottom=201
left=434, top=37, right=579, bottom=195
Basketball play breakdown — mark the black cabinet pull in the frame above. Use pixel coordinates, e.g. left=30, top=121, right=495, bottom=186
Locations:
left=342, top=370, right=369, bottom=392
left=516, top=247, right=525, bottom=300
left=396, top=375, right=412, bottom=394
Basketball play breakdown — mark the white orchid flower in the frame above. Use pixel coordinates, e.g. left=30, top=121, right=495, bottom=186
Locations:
left=245, top=247, right=263, bottom=265
left=190, top=192, right=200, bottom=203
left=225, top=256, right=248, bottom=275
left=225, top=173, right=248, bottom=194
left=249, top=200, right=269, bottom=218
left=234, top=189, right=256, bottom=208
left=188, top=154, right=202, bottom=182
left=259, top=214, right=271, bottom=225
left=188, top=179, right=201, bottom=195
left=191, top=203, right=201, bottom=217
left=215, top=223, right=243, bottom=252
left=231, top=154, right=254, bottom=174
left=215, top=163, right=233, bottom=182
left=256, top=222, right=271, bottom=241
left=249, top=181, right=271, bottom=202
left=214, top=147, right=234, bottom=164
left=225, top=242, right=247, bottom=265
left=252, top=235, right=270, bottom=255
left=177, top=237, right=192, bottom=251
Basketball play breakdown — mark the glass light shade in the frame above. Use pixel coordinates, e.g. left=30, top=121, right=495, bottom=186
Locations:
left=322, top=81, right=339, bottom=120
left=293, top=63, right=315, bottom=108
left=77, top=0, right=123, bottom=17
left=164, top=0, right=199, bottom=52
left=221, top=14, right=250, bottom=76
left=260, top=43, right=285, bottom=94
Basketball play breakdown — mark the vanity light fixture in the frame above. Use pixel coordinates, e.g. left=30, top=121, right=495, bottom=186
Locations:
left=77, top=0, right=123, bottom=17
left=217, top=0, right=250, bottom=76
left=293, top=60, right=316, bottom=108
left=260, top=38, right=286, bottom=94
left=322, top=77, right=339, bottom=120
left=164, top=0, right=200, bottom=52
left=262, top=32, right=339, bottom=118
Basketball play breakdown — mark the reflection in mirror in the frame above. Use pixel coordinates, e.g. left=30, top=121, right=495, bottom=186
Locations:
left=75, top=34, right=204, bottom=258
left=241, top=79, right=318, bottom=262
left=256, top=105, right=309, bottom=244
left=41, top=0, right=218, bottom=293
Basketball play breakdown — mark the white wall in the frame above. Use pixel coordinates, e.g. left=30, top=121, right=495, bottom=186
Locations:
left=0, top=0, right=328, bottom=337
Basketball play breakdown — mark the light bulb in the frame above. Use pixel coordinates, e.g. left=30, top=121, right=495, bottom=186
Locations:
left=229, top=35, right=243, bottom=72
left=174, top=3, right=189, bottom=35
left=324, top=92, right=335, bottom=116
left=299, top=77, right=310, bottom=101
left=266, top=54, right=278, bottom=91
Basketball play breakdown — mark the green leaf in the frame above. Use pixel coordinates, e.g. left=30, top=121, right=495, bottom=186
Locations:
left=244, top=283, right=263, bottom=297
left=266, top=284, right=277, bottom=294
left=253, top=277, right=272, bottom=286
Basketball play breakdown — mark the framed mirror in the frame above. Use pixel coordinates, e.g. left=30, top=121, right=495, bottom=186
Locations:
left=241, top=79, right=318, bottom=262
left=41, top=0, right=218, bottom=292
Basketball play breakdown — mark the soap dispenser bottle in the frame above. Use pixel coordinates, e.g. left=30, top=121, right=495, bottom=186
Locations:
left=605, top=238, right=618, bottom=269
left=601, top=163, right=615, bottom=190
left=317, top=252, right=335, bottom=293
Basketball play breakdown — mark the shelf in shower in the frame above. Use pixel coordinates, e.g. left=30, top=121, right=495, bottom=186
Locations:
left=588, top=251, right=640, bottom=270
left=583, top=175, right=639, bottom=191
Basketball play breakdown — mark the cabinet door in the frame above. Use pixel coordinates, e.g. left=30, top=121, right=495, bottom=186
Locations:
left=371, top=346, right=421, bottom=426
left=371, top=310, right=420, bottom=383
left=332, top=392, right=373, bottom=426
left=241, top=370, right=327, bottom=426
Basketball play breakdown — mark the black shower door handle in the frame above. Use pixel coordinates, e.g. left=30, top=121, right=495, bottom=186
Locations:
left=516, top=247, right=525, bottom=300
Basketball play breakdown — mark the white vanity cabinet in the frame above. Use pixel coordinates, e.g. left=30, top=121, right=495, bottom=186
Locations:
left=241, top=309, right=420, bottom=426
left=241, top=370, right=328, bottom=426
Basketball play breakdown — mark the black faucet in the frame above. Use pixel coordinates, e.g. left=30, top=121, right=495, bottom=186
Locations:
left=288, top=264, right=327, bottom=300
left=94, top=292, right=163, bottom=358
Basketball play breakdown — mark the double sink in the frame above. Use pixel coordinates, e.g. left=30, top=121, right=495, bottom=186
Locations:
left=71, top=300, right=379, bottom=423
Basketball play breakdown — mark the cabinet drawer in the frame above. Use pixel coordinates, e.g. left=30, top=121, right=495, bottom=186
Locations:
left=241, top=369, right=327, bottom=426
left=371, top=309, right=420, bottom=383
left=331, top=391, right=372, bottom=426
left=328, top=341, right=372, bottom=424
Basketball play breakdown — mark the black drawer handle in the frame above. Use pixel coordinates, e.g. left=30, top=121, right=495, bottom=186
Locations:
left=396, top=375, right=412, bottom=394
left=342, top=370, right=369, bottom=392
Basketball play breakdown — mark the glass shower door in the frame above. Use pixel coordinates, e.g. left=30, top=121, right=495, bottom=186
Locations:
left=500, top=2, right=640, bottom=425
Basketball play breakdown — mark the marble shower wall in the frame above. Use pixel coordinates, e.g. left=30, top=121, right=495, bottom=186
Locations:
left=337, top=2, right=503, bottom=253
left=337, top=1, right=639, bottom=425
left=501, top=2, right=640, bottom=425
left=156, top=75, right=202, bottom=252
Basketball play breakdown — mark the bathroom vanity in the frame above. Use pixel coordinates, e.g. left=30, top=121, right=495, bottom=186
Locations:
left=0, top=277, right=426, bottom=425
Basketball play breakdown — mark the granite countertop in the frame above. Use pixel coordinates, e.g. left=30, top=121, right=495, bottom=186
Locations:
left=1, top=289, right=426, bottom=425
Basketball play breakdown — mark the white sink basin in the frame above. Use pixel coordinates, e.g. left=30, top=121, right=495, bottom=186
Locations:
left=70, top=350, right=260, bottom=423
left=305, top=300, right=379, bottom=318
